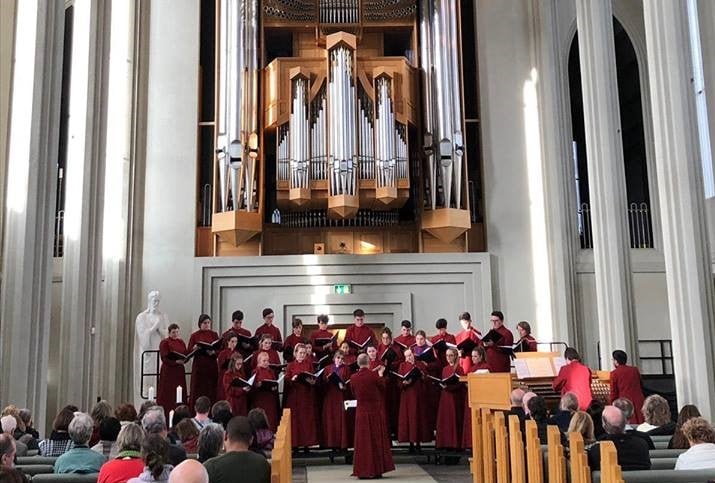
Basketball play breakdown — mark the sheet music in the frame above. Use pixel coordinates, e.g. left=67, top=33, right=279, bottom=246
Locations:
left=553, top=356, right=567, bottom=372
left=514, top=359, right=531, bottom=379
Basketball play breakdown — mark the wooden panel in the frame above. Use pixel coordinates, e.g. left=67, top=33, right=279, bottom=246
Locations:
left=422, top=231, right=467, bottom=253
left=467, top=373, right=512, bottom=411
left=196, top=227, right=214, bottom=257
left=387, top=229, right=417, bottom=253
left=468, top=222, right=487, bottom=252
left=326, top=231, right=354, bottom=254
left=216, top=237, right=261, bottom=256
left=355, top=231, right=384, bottom=254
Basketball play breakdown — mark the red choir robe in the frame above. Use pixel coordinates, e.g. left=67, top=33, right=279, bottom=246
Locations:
left=251, top=348, right=282, bottom=373
left=284, top=359, right=319, bottom=448
left=250, top=367, right=281, bottom=431
left=254, top=323, right=283, bottom=348
left=519, top=334, right=538, bottom=352
left=343, top=325, right=377, bottom=355
left=552, top=361, right=593, bottom=410
left=392, top=334, right=416, bottom=364
left=216, top=348, right=236, bottom=401
left=455, top=328, right=482, bottom=373
left=222, top=367, right=249, bottom=417
left=158, top=337, right=188, bottom=415
left=462, top=361, right=490, bottom=448
left=485, top=325, right=514, bottom=373
left=310, top=329, right=338, bottom=359
left=377, top=344, right=400, bottom=437
left=413, top=343, right=440, bottom=435
left=283, top=334, right=307, bottom=363
left=609, top=364, right=645, bottom=423
left=188, top=329, right=220, bottom=407
left=430, top=332, right=457, bottom=367
left=350, top=367, right=395, bottom=478
left=397, top=361, right=432, bottom=443
left=435, top=365, right=466, bottom=449
left=222, top=326, right=253, bottom=357
left=321, top=363, right=352, bottom=449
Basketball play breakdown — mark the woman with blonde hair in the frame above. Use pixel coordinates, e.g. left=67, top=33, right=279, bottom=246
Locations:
left=637, top=394, right=676, bottom=435
left=567, top=411, right=596, bottom=445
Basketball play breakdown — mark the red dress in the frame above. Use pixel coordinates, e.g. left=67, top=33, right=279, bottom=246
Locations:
left=250, top=367, right=281, bottom=431
left=485, top=325, right=514, bottom=373
left=310, top=329, right=337, bottom=359
left=397, top=361, right=432, bottom=443
left=552, top=361, right=593, bottom=410
left=343, top=325, right=377, bottom=355
left=216, top=348, right=236, bottom=401
left=158, top=337, right=188, bottom=414
left=350, top=367, right=395, bottom=478
left=223, top=368, right=249, bottom=417
left=519, top=334, right=538, bottom=352
left=435, top=365, right=466, bottom=449
left=392, top=335, right=416, bottom=363
left=251, top=348, right=282, bottom=372
left=284, top=359, right=319, bottom=447
left=455, top=328, right=482, bottom=373
left=430, top=332, right=457, bottom=367
left=223, top=326, right=253, bottom=357
left=462, top=361, right=490, bottom=448
left=254, top=324, right=283, bottom=348
left=414, top=343, right=440, bottom=435
left=321, top=363, right=352, bottom=449
left=609, top=364, right=645, bottom=423
left=188, top=329, right=220, bottom=407
left=283, top=334, right=307, bottom=363
left=377, top=344, right=400, bottom=437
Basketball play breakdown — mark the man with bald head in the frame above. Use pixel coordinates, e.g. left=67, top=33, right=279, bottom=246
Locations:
left=169, top=459, right=208, bottom=483
left=587, top=405, right=651, bottom=471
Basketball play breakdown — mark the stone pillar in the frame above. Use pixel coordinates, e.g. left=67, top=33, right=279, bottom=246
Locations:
left=697, top=0, right=715, bottom=199
left=0, top=1, right=64, bottom=431
left=574, top=0, right=638, bottom=368
left=0, top=0, right=16, bottom=246
left=643, top=0, right=715, bottom=421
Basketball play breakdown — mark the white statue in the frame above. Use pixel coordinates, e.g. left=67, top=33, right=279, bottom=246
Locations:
left=134, top=290, right=169, bottom=407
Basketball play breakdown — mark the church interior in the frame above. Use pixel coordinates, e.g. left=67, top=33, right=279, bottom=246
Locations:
left=1, top=0, right=714, bottom=482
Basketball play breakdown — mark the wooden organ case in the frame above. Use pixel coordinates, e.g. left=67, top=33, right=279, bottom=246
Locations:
left=203, top=0, right=483, bottom=256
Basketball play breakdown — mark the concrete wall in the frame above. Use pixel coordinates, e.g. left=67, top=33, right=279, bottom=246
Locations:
left=0, top=0, right=16, bottom=269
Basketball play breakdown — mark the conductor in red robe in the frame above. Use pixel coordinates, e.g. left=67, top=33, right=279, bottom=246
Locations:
left=223, top=353, right=250, bottom=417
left=343, top=308, right=377, bottom=355
left=188, top=314, right=220, bottom=407
left=552, top=347, right=592, bottom=410
left=609, top=350, right=645, bottom=423
left=482, top=311, right=514, bottom=373
left=285, top=343, right=320, bottom=450
left=283, top=318, right=307, bottom=363
left=310, top=314, right=338, bottom=360
left=436, top=348, right=466, bottom=450
left=158, top=323, right=187, bottom=415
left=455, top=312, right=482, bottom=373
left=350, top=353, right=395, bottom=479
left=254, top=308, right=283, bottom=352
left=222, top=310, right=253, bottom=358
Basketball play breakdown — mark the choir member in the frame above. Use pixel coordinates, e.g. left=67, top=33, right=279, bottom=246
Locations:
left=482, top=311, right=514, bottom=373
left=377, top=327, right=394, bottom=363
left=393, top=320, right=416, bottom=360
left=158, top=323, right=188, bottom=415
left=552, top=347, right=593, bottom=410
left=285, top=344, right=320, bottom=450
left=222, top=310, right=253, bottom=357
left=321, top=350, right=352, bottom=451
left=223, top=353, right=250, bottom=417
left=515, top=321, right=538, bottom=352
left=283, top=318, right=307, bottom=363
left=377, top=328, right=400, bottom=438
left=250, top=352, right=281, bottom=431
left=413, top=330, right=440, bottom=435
left=310, top=314, right=337, bottom=360
left=609, top=350, right=645, bottom=424
left=339, top=341, right=356, bottom=368
left=216, top=332, right=238, bottom=401
left=397, top=349, right=432, bottom=450
left=455, top=312, right=482, bottom=373
left=462, top=346, right=490, bottom=449
left=254, top=308, right=283, bottom=352
left=366, top=345, right=381, bottom=370
left=435, top=348, right=466, bottom=450
left=430, top=318, right=457, bottom=367
left=188, top=314, right=220, bottom=407
left=251, top=334, right=282, bottom=373
left=350, top=353, right=395, bottom=479
left=343, top=309, right=377, bottom=355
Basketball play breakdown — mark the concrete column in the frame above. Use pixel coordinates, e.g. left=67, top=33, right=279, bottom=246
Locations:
left=0, top=0, right=16, bottom=253
left=574, top=0, right=638, bottom=367
left=643, top=0, right=715, bottom=421
left=0, top=0, right=64, bottom=431
left=57, top=0, right=111, bottom=409
left=697, top=0, right=715, bottom=200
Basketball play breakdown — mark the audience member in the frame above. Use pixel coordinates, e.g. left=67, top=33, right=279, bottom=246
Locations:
left=54, top=412, right=107, bottom=474
left=527, top=396, right=549, bottom=444
left=669, top=404, right=701, bottom=449
left=18, top=409, right=39, bottom=440
left=247, top=408, right=275, bottom=459
left=0, top=467, right=30, bottom=483
left=7, top=409, right=38, bottom=451
left=39, top=407, right=75, bottom=456
left=197, top=423, right=224, bottom=463
left=567, top=411, right=596, bottom=446
left=167, top=405, right=191, bottom=444
left=1, top=416, right=27, bottom=457
left=91, top=401, right=114, bottom=446
left=522, top=391, right=537, bottom=416
left=175, top=419, right=199, bottom=454
left=637, top=394, right=676, bottom=435
left=97, top=423, right=145, bottom=483
left=127, top=434, right=173, bottom=483
left=141, top=407, right=186, bottom=467
left=549, top=392, right=578, bottom=433
left=612, top=398, right=654, bottom=449
left=210, top=401, right=233, bottom=429
left=114, top=404, right=138, bottom=427
left=1, top=433, right=17, bottom=469
left=204, top=416, right=270, bottom=483
left=137, top=401, right=157, bottom=423
left=508, top=389, right=526, bottom=419
left=92, top=417, right=121, bottom=458
left=674, top=417, right=715, bottom=470
left=191, top=397, right=213, bottom=430
left=168, top=459, right=208, bottom=483
left=588, top=406, right=651, bottom=471
left=587, top=400, right=606, bottom=439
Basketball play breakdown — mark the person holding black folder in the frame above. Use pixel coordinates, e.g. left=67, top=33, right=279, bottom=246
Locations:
left=223, top=353, right=251, bottom=417
left=377, top=327, right=400, bottom=439
left=250, top=352, right=281, bottom=432
left=393, top=320, right=416, bottom=364
left=222, top=310, right=254, bottom=358
left=435, top=348, right=466, bottom=452
left=430, top=318, right=457, bottom=368
left=343, top=309, right=377, bottom=355
left=251, top=334, right=282, bottom=375
left=310, top=314, right=337, bottom=360
left=285, top=344, right=320, bottom=450
left=188, top=314, right=221, bottom=408
left=455, top=312, right=482, bottom=373
left=515, top=321, right=538, bottom=352
left=158, top=323, right=188, bottom=415
left=283, top=318, right=307, bottom=363
left=414, top=330, right=440, bottom=435
left=254, top=308, right=283, bottom=354
left=396, top=349, right=432, bottom=450
left=321, top=350, right=352, bottom=451
left=482, top=311, right=514, bottom=373
left=216, top=333, right=239, bottom=401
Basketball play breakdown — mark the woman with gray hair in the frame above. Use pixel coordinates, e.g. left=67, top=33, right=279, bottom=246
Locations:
left=197, top=423, right=224, bottom=463
left=636, top=394, right=676, bottom=435
left=54, top=412, right=107, bottom=474
left=97, top=423, right=146, bottom=483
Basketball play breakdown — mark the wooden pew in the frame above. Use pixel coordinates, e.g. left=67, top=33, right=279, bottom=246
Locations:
left=524, top=420, right=543, bottom=483
left=481, top=408, right=496, bottom=483
left=493, top=412, right=510, bottom=483
left=271, top=408, right=292, bottom=483
left=599, top=440, right=624, bottom=483
left=508, top=415, right=526, bottom=483
left=547, top=425, right=566, bottom=483
left=471, top=407, right=484, bottom=483
left=568, top=432, right=592, bottom=483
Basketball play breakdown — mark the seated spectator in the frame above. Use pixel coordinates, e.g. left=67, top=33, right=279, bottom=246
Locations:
left=1, top=416, right=27, bottom=457
left=1, top=433, right=18, bottom=470
left=211, top=401, right=233, bottom=429
left=16, top=409, right=39, bottom=450
left=39, top=406, right=76, bottom=457
left=508, top=388, right=526, bottom=422
left=247, top=408, right=274, bottom=458
left=587, top=399, right=605, bottom=439
left=567, top=411, right=596, bottom=446
left=92, top=417, right=121, bottom=458
left=588, top=406, right=651, bottom=471
left=637, top=394, right=676, bottom=435
left=674, top=417, right=715, bottom=470
left=175, top=419, right=199, bottom=454
left=191, top=397, right=213, bottom=430
left=54, top=412, right=107, bottom=474
left=0, top=467, right=30, bottom=483
left=114, top=404, right=138, bottom=427
left=91, top=401, right=114, bottom=445
left=549, top=392, right=579, bottom=433
left=197, top=423, right=224, bottom=463
left=527, top=396, right=549, bottom=444
left=669, top=404, right=701, bottom=449
left=204, top=416, right=270, bottom=483
left=127, top=434, right=173, bottom=483
left=98, top=422, right=145, bottom=483
left=612, top=398, right=654, bottom=449
left=168, top=459, right=208, bottom=483
left=167, top=405, right=191, bottom=444
left=138, top=400, right=158, bottom=423
left=141, top=407, right=186, bottom=467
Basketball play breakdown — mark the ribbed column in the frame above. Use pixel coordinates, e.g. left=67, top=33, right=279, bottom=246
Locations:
left=575, top=0, right=638, bottom=368
left=0, top=0, right=64, bottom=432
left=643, top=0, right=715, bottom=421
left=697, top=0, right=715, bottom=199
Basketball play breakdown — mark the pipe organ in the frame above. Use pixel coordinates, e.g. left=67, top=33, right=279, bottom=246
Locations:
left=208, top=0, right=478, bottom=255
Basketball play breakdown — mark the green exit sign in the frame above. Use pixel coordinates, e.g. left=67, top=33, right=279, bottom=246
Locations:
left=333, top=284, right=352, bottom=294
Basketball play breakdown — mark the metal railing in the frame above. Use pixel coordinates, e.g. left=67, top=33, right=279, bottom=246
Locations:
left=596, top=339, right=673, bottom=375
left=578, top=202, right=653, bottom=249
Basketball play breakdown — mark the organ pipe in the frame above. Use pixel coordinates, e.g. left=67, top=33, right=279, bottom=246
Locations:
left=375, top=75, right=396, bottom=188
left=289, top=75, right=310, bottom=189
left=419, top=0, right=437, bottom=209
left=328, top=43, right=357, bottom=196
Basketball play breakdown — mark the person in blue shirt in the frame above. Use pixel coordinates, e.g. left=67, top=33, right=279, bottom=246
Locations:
left=54, top=412, right=106, bottom=474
